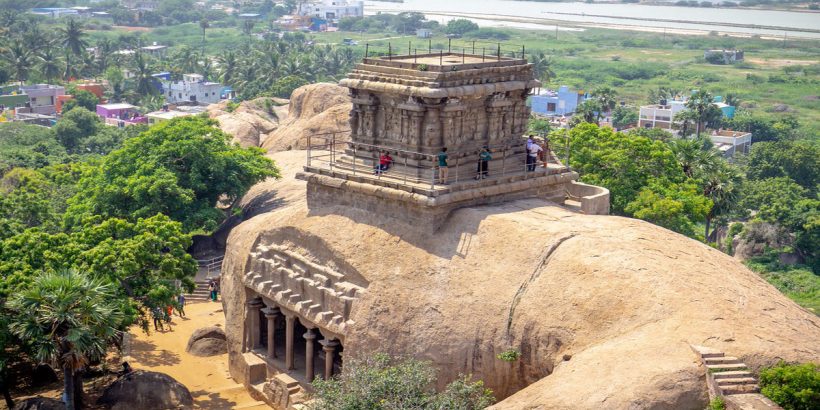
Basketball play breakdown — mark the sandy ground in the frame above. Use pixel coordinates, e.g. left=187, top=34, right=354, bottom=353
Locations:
left=125, top=301, right=269, bottom=410
left=745, top=57, right=819, bottom=68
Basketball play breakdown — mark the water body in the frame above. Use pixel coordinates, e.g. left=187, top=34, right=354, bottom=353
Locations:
left=365, top=0, right=820, bottom=39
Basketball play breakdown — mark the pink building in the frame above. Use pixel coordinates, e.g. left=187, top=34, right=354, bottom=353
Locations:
left=96, top=103, right=147, bottom=127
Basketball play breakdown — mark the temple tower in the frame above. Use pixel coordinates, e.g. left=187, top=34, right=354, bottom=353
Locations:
left=301, top=49, right=606, bottom=229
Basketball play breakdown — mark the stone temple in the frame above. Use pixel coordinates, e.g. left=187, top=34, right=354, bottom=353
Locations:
left=220, top=50, right=819, bottom=410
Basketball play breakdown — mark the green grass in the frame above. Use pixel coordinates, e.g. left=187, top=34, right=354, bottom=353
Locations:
left=746, top=259, right=820, bottom=314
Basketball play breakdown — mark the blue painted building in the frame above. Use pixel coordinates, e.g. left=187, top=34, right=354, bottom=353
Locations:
left=530, top=86, right=589, bottom=116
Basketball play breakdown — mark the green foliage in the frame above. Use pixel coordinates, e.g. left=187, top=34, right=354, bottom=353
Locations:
left=0, top=123, right=66, bottom=173
left=496, top=349, right=521, bottom=362
left=310, top=353, right=494, bottom=410
left=226, top=101, right=240, bottom=113
left=625, top=180, right=713, bottom=238
left=446, top=19, right=479, bottom=35
left=0, top=213, right=197, bottom=301
left=563, top=123, right=685, bottom=214
left=746, top=141, right=818, bottom=193
left=66, top=116, right=279, bottom=232
left=611, top=105, right=638, bottom=129
left=708, top=396, right=725, bottom=410
left=54, top=107, right=102, bottom=153
left=759, top=362, right=820, bottom=410
left=62, top=89, right=99, bottom=112
left=747, top=259, right=820, bottom=313
left=527, top=116, right=551, bottom=136
left=270, top=75, right=309, bottom=99
left=0, top=168, right=63, bottom=240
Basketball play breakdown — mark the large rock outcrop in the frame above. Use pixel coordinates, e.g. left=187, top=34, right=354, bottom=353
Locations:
left=13, top=398, right=64, bottom=410
left=261, top=83, right=351, bottom=153
left=208, top=98, right=287, bottom=148
left=186, top=326, right=228, bottom=357
left=98, top=370, right=193, bottom=409
left=222, top=151, right=820, bottom=409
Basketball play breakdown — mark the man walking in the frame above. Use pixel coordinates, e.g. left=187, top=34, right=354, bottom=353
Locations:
left=475, top=146, right=491, bottom=180
left=177, top=293, right=186, bottom=317
left=437, top=147, right=449, bottom=185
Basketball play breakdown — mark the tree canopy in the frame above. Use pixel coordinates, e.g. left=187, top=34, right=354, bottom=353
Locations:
left=65, top=116, right=279, bottom=232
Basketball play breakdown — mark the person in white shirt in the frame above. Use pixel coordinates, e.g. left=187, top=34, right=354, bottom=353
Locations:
left=527, top=137, right=543, bottom=171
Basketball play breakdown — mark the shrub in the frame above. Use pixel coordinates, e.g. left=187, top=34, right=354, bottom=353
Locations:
left=759, top=362, right=820, bottom=410
left=709, top=396, right=726, bottom=410
left=310, top=353, right=495, bottom=409
left=496, top=349, right=521, bottom=362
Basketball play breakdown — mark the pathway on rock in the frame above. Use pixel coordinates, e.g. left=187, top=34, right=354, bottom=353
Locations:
left=125, top=301, right=268, bottom=409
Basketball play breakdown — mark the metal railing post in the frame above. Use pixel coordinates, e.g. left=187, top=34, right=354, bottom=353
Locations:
left=472, top=41, right=475, bottom=54
left=439, top=50, right=443, bottom=65
left=454, top=155, right=459, bottom=183
left=408, top=41, right=411, bottom=55
left=388, top=43, right=392, bottom=60
left=352, top=145, right=357, bottom=176
left=462, top=47, right=465, bottom=64
left=497, top=43, right=501, bottom=61
left=482, top=47, right=485, bottom=62
left=429, top=156, right=435, bottom=191
left=403, top=156, right=407, bottom=185
left=448, top=38, right=451, bottom=53
left=365, top=43, right=369, bottom=58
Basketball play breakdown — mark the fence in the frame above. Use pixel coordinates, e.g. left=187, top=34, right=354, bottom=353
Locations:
left=197, top=255, right=224, bottom=278
left=305, top=132, right=568, bottom=197
left=361, top=38, right=529, bottom=67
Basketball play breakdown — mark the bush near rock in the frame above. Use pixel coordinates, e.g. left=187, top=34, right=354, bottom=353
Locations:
left=186, top=326, right=227, bottom=357
left=97, top=370, right=193, bottom=409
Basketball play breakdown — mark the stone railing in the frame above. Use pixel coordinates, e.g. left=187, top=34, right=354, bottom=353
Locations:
left=567, top=181, right=610, bottom=215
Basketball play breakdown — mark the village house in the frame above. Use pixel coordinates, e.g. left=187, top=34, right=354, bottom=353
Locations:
left=299, top=0, right=363, bottom=22
left=162, top=74, right=225, bottom=105
left=704, top=49, right=744, bottom=64
left=140, top=43, right=168, bottom=58
left=145, top=105, right=208, bottom=125
left=710, top=129, right=752, bottom=158
left=638, top=95, right=735, bottom=130
left=96, top=103, right=146, bottom=127
left=530, top=86, right=589, bottom=116
left=17, top=84, right=65, bottom=116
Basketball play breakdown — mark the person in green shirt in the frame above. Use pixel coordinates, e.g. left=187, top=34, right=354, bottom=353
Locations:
left=476, top=146, right=492, bottom=179
left=437, top=147, right=449, bottom=185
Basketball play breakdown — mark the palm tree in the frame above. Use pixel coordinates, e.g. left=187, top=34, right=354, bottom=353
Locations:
left=575, top=100, right=599, bottom=124
left=669, top=138, right=706, bottom=178
left=217, top=50, right=239, bottom=86
left=592, top=86, right=617, bottom=124
left=60, top=19, right=89, bottom=80
left=242, top=19, right=256, bottom=41
left=673, top=109, right=699, bottom=138
left=702, top=164, right=742, bottom=243
left=685, top=89, right=714, bottom=139
left=199, top=18, right=209, bottom=55
left=530, top=52, right=555, bottom=85
left=173, top=46, right=200, bottom=74
left=8, top=270, right=123, bottom=410
left=131, top=52, right=158, bottom=97
left=2, top=40, right=35, bottom=85
left=37, top=47, right=64, bottom=83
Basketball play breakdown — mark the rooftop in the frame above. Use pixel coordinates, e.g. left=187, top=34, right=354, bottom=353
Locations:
left=98, top=103, right=137, bottom=110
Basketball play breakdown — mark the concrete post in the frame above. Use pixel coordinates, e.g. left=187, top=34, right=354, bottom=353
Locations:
left=285, top=314, right=296, bottom=370
left=262, top=306, right=280, bottom=359
left=320, top=338, right=340, bottom=380
left=304, top=328, right=317, bottom=381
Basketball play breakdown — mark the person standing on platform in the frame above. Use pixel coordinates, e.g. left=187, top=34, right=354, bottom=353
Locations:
left=437, top=147, right=449, bottom=185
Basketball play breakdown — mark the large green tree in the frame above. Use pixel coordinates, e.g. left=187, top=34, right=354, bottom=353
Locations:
left=66, top=116, right=279, bottom=232
left=8, top=270, right=124, bottom=410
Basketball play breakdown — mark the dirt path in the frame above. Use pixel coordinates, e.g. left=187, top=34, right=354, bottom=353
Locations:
left=125, top=301, right=269, bottom=409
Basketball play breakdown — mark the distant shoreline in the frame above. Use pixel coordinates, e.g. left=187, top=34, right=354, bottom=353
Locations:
left=367, top=8, right=820, bottom=40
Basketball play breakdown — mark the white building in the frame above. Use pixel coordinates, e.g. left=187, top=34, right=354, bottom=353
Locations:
left=163, top=74, right=224, bottom=104
left=710, top=130, right=752, bottom=158
left=300, top=0, right=363, bottom=21
left=638, top=100, right=687, bottom=129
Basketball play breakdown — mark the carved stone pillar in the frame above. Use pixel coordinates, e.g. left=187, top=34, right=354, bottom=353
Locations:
left=320, top=338, right=340, bottom=380
left=303, top=328, right=317, bottom=381
left=246, top=299, right=263, bottom=351
left=284, top=314, right=296, bottom=370
left=262, top=306, right=280, bottom=360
